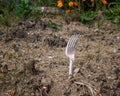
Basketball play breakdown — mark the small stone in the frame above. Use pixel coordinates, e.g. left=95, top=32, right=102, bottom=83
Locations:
left=115, top=48, right=120, bottom=55
left=117, top=36, right=120, bottom=40
left=41, top=77, right=47, bottom=84
left=94, top=28, right=99, bottom=32
left=113, top=48, right=118, bottom=53
left=74, top=68, right=80, bottom=73
left=48, top=56, right=54, bottom=59
left=31, top=93, right=34, bottom=96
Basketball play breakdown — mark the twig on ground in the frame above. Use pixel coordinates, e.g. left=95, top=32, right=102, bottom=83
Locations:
left=74, top=81, right=102, bottom=96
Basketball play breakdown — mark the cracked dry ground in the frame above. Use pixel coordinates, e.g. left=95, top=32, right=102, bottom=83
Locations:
left=0, top=18, right=120, bottom=96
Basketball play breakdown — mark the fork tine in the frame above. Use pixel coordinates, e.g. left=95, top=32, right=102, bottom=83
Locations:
left=72, top=35, right=78, bottom=46
left=66, top=35, right=78, bottom=56
left=69, top=35, right=78, bottom=48
left=69, top=37, right=75, bottom=48
left=67, top=35, right=77, bottom=50
left=68, top=35, right=76, bottom=44
left=67, top=37, right=73, bottom=48
left=68, top=35, right=75, bottom=45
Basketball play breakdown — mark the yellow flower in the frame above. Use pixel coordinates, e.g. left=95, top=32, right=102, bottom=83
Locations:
left=68, top=1, right=74, bottom=7
left=57, top=0, right=62, bottom=3
left=66, top=9, right=71, bottom=13
left=101, top=0, right=107, bottom=5
left=90, top=0, right=94, bottom=3
left=57, top=0, right=63, bottom=8
left=82, top=0, right=86, bottom=2
left=74, top=2, right=79, bottom=6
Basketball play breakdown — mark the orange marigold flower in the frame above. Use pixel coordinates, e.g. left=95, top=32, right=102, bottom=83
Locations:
left=90, top=0, right=94, bottom=3
left=57, top=1, right=63, bottom=8
left=74, top=2, right=79, bottom=6
left=101, top=0, right=107, bottom=5
left=68, top=1, right=74, bottom=7
left=57, top=0, right=62, bottom=3
left=57, top=0, right=62, bottom=2
left=82, top=0, right=86, bottom=2
left=66, top=9, right=71, bottom=13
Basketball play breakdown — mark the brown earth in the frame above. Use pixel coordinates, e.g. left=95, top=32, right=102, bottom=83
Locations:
left=0, top=17, right=120, bottom=96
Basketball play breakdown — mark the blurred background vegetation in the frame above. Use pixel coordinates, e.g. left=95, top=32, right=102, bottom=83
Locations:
left=0, top=0, right=120, bottom=26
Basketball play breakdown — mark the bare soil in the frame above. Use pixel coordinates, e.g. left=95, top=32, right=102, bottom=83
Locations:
left=0, top=17, right=120, bottom=96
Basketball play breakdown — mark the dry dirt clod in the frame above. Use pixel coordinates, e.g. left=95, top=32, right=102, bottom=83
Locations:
left=44, top=35, right=67, bottom=48
left=2, top=64, right=8, bottom=73
left=25, top=20, right=36, bottom=29
left=4, top=29, right=27, bottom=42
left=70, top=29, right=86, bottom=36
left=24, top=60, right=41, bottom=75
left=27, top=33, right=42, bottom=43
left=35, top=20, right=47, bottom=30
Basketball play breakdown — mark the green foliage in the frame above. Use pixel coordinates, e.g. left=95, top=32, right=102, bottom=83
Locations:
left=64, top=10, right=97, bottom=24
left=0, top=1, right=15, bottom=26
left=0, top=0, right=40, bottom=26
left=79, top=11, right=97, bottom=22
left=34, top=0, right=56, bottom=6
left=14, top=0, right=41, bottom=19
left=8, top=53, right=13, bottom=59
left=0, top=30, right=4, bottom=35
left=0, top=0, right=120, bottom=26
left=0, top=10, right=14, bottom=26
left=46, top=20, right=62, bottom=30
left=104, top=3, right=120, bottom=24
left=14, top=0, right=32, bottom=18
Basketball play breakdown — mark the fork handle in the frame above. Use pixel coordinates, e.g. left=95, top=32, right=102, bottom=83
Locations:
left=69, top=59, right=74, bottom=77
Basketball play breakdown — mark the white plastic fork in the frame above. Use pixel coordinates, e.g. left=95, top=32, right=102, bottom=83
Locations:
left=65, top=35, right=78, bottom=78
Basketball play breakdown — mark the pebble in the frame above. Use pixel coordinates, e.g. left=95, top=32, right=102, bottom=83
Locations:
left=94, top=28, right=99, bottom=32
left=116, top=36, right=120, bottom=40
left=74, top=68, right=80, bottom=73
left=48, top=56, right=54, bottom=59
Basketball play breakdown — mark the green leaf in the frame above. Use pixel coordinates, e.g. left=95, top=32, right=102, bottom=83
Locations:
left=8, top=53, right=13, bottom=59
left=46, top=20, right=62, bottom=30
left=0, top=30, right=4, bottom=35
left=112, top=17, right=120, bottom=24
left=30, top=6, right=40, bottom=10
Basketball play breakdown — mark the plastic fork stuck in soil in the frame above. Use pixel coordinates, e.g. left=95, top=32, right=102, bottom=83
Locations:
left=65, top=35, right=78, bottom=78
